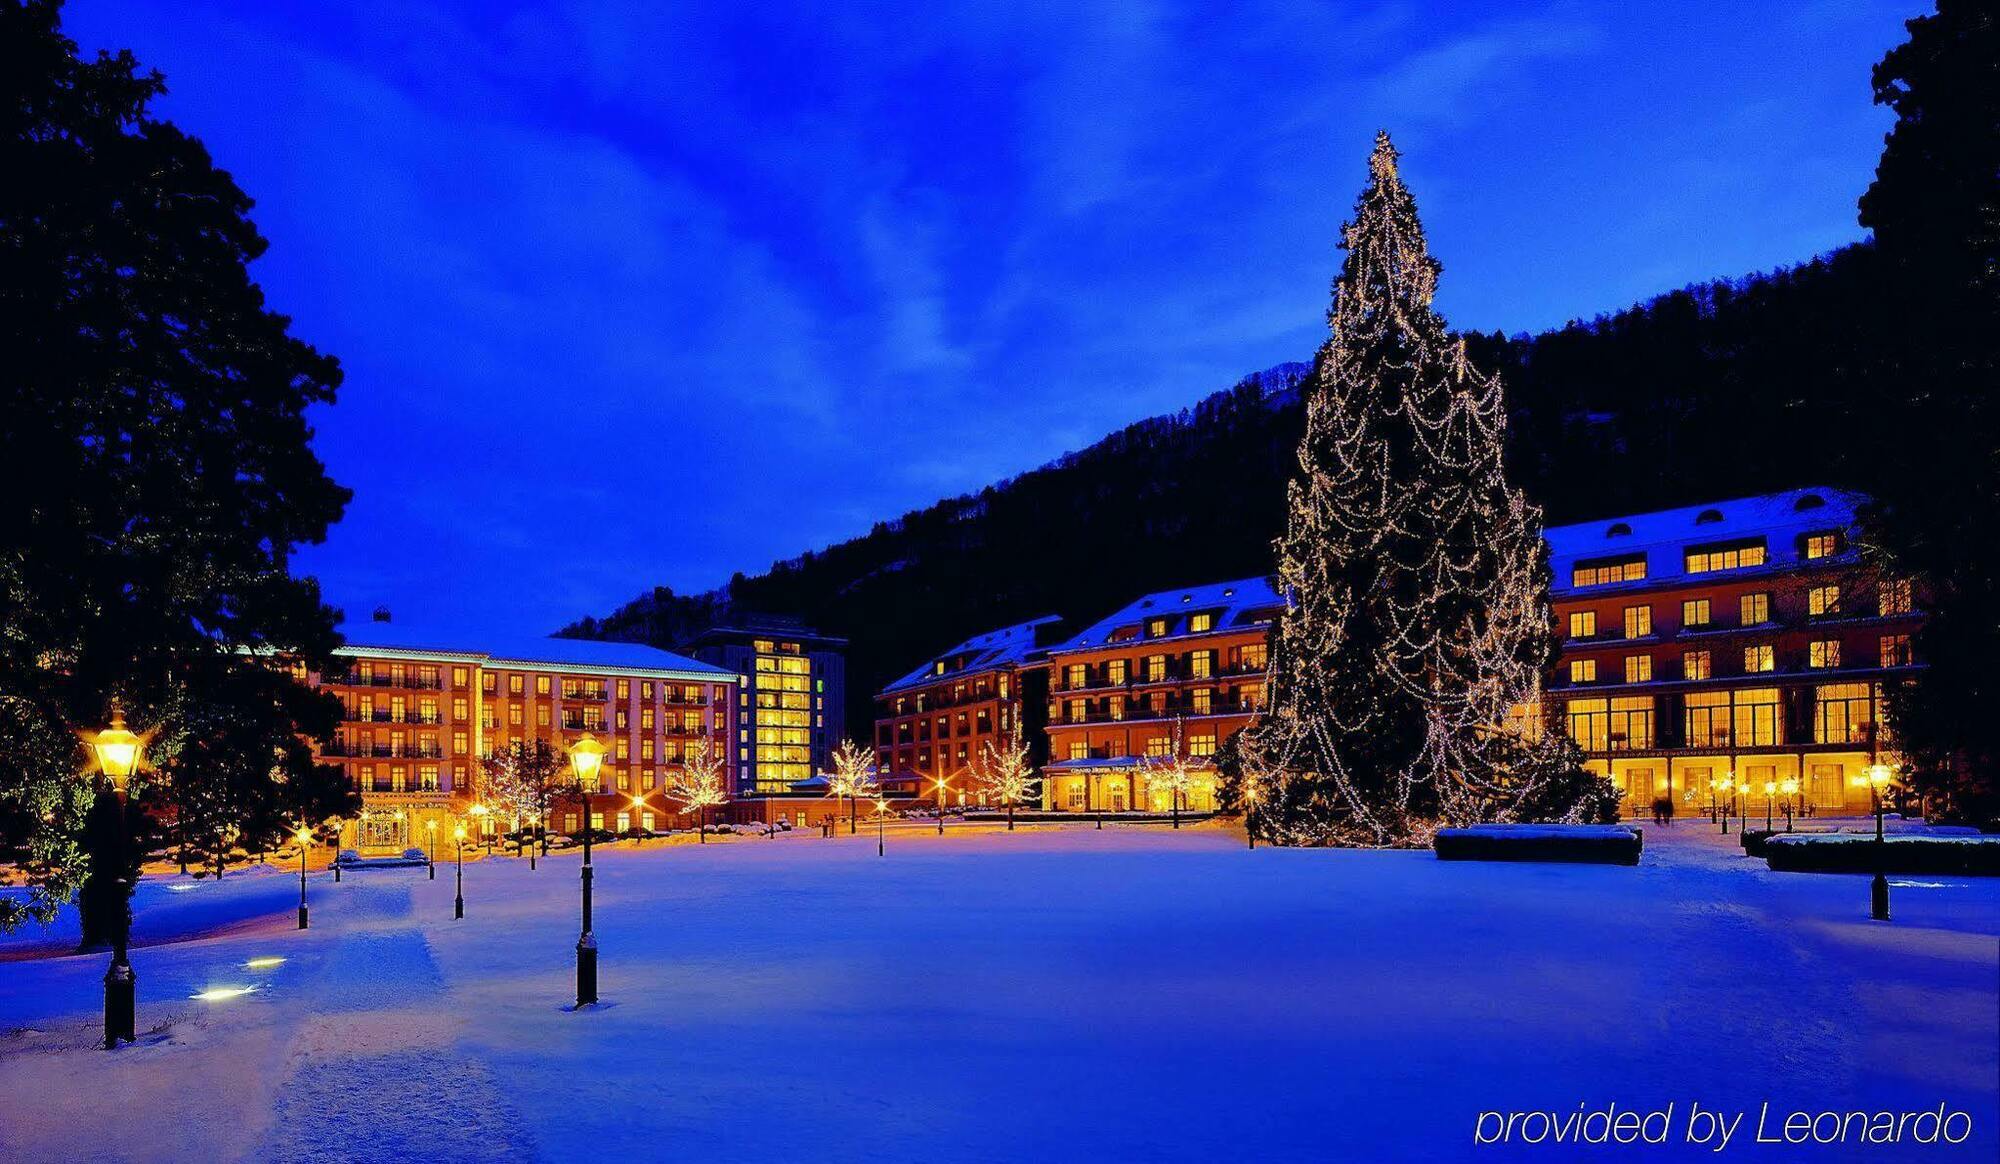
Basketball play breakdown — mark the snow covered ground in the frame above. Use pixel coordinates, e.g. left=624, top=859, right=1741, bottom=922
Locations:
left=1, top=821, right=1995, bottom=1162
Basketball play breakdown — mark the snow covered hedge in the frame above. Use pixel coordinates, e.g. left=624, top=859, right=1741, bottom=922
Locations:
left=1763, top=834, right=2000, bottom=875
left=1433, top=824, right=1642, bottom=866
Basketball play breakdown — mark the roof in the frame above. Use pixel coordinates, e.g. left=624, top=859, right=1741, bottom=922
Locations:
left=680, top=620, right=848, bottom=651
left=881, top=615, right=1064, bottom=695
left=334, top=621, right=736, bottom=681
left=1051, top=575, right=1282, bottom=655
left=1546, top=487, right=1868, bottom=597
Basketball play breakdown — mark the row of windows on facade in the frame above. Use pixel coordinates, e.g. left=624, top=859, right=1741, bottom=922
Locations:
left=1060, top=733, right=1220, bottom=761
left=894, top=672, right=1012, bottom=714
left=1564, top=580, right=1913, bottom=643
left=350, top=761, right=720, bottom=796
left=1058, top=682, right=1266, bottom=723
left=340, top=663, right=716, bottom=706
left=1563, top=683, right=1881, bottom=752
left=1608, top=761, right=1859, bottom=810
left=883, top=707, right=1003, bottom=743
left=1055, top=643, right=1267, bottom=690
left=340, top=694, right=711, bottom=734
left=1566, top=634, right=1913, bottom=686
left=1569, top=530, right=1849, bottom=588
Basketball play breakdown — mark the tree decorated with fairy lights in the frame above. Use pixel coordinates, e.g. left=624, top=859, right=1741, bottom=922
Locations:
left=973, top=735, right=1037, bottom=831
left=1235, top=132, right=1600, bottom=846
left=669, top=737, right=729, bottom=842
left=825, top=739, right=878, bottom=836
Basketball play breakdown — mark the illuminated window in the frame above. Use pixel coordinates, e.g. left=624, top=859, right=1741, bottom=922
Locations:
left=1730, top=688, right=1782, bottom=746
left=1681, top=599, right=1711, bottom=628
left=1066, top=664, right=1087, bottom=689
left=1814, top=682, right=1875, bottom=745
left=452, top=732, right=467, bottom=754
left=1569, top=658, right=1597, bottom=684
left=1739, top=593, right=1770, bottom=625
left=1624, top=655, right=1652, bottom=683
left=1803, top=532, right=1839, bottom=559
left=508, top=674, right=523, bottom=695
left=1565, top=698, right=1609, bottom=751
left=1144, top=655, right=1167, bottom=682
left=535, top=676, right=550, bottom=695
left=452, top=698, right=468, bottom=721
left=1191, top=687, right=1213, bottom=715
left=1808, top=585, right=1841, bottom=617
left=1188, top=733, right=1218, bottom=757
left=1809, top=640, right=1841, bottom=669
left=1880, top=634, right=1912, bottom=667
left=1189, top=650, right=1214, bottom=679
left=1189, top=613, right=1213, bottom=634
left=1623, top=606, right=1652, bottom=639
left=1878, top=578, right=1912, bottom=616
left=1572, top=555, right=1646, bottom=587
left=1147, top=618, right=1168, bottom=638
left=1144, top=736, right=1173, bottom=757
left=1684, top=692, right=1730, bottom=746
left=1568, top=611, right=1597, bottom=639
left=1743, top=645, right=1775, bottom=673
left=1683, top=650, right=1711, bottom=681
left=508, top=704, right=522, bottom=726
left=452, top=667, right=469, bottom=688
left=1239, top=643, right=1266, bottom=671
left=1068, top=740, right=1089, bottom=760
left=1686, top=540, right=1766, bottom=574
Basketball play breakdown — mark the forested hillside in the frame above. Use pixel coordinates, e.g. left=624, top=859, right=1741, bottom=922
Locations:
left=570, top=243, right=1898, bottom=738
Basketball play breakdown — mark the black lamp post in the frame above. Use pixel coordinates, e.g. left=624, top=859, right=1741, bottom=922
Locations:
left=934, top=774, right=948, bottom=836
left=295, top=826, right=312, bottom=930
left=876, top=799, right=887, bottom=857
left=570, top=733, right=607, bottom=1007
left=424, top=819, right=437, bottom=880
left=453, top=822, right=466, bottom=919
left=1865, top=763, right=1892, bottom=921
left=1763, top=782, right=1775, bottom=832
left=92, top=705, right=144, bottom=1050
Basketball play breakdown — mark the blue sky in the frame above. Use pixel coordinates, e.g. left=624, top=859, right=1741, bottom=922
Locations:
left=66, top=1, right=1912, bottom=639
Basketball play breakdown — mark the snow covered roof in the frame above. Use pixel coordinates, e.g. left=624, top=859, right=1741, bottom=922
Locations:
left=1051, top=575, right=1282, bottom=655
left=881, top=615, right=1065, bottom=695
left=1545, top=487, right=1868, bottom=597
left=334, top=621, right=735, bottom=681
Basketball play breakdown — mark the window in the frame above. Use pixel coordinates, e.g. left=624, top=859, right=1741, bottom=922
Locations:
left=1880, top=634, right=1913, bottom=667
left=1684, top=692, right=1730, bottom=747
left=1731, top=688, right=1783, bottom=747
left=1146, top=618, right=1168, bottom=638
left=1568, top=611, right=1597, bottom=639
left=1188, top=733, right=1217, bottom=757
left=1238, top=643, right=1266, bottom=671
left=1189, top=650, right=1214, bottom=679
left=1814, top=682, right=1875, bottom=745
left=535, top=675, right=550, bottom=695
left=1067, top=740, right=1089, bottom=761
left=452, top=666, right=469, bottom=688
left=536, top=705, right=550, bottom=726
left=508, top=704, right=522, bottom=726
left=452, top=731, right=468, bottom=754
left=508, top=674, right=523, bottom=695
left=1144, top=655, right=1167, bottom=683
left=1624, top=655, right=1652, bottom=683
left=1066, top=700, right=1085, bottom=724
left=1878, top=578, right=1912, bottom=616
left=1683, top=650, right=1712, bottom=681
left=1808, top=585, right=1841, bottom=617
left=1743, top=645, right=1775, bottom=673
left=1572, top=554, right=1647, bottom=587
left=1565, top=698, right=1609, bottom=751
left=1107, top=659, right=1128, bottom=684
left=1066, top=664, right=1087, bottom=689
left=1191, top=688, right=1213, bottom=715
left=1144, top=736, right=1173, bottom=757
left=1189, top=613, right=1213, bottom=634
left=1809, top=640, right=1841, bottom=669
left=1740, top=593, right=1770, bottom=625
left=418, top=765, right=439, bottom=791
left=1803, top=532, right=1840, bottom=559
left=617, top=680, right=630, bottom=700
left=1623, top=606, right=1652, bottom=639
left=1686, top=540, right=1766, bottom=574
left=453, top=698, right=469, bottom=721
left=1569, top=659, right=1597, bottom=684
left=1681, top=599, right=1711, bottom=628
left=1608, top=696, right=1654, bottom=750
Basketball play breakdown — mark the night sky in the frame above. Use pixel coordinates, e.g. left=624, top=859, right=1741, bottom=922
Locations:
left=65, top=1, right=1911, bottom=640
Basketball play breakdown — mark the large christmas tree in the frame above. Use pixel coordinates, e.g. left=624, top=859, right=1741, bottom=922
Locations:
left=1238, top=133, right=1602, bottom=845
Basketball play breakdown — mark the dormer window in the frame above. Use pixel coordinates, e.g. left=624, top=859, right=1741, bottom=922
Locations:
left=1794, top=494, right=1825, bottom=511
left=1802, top=531, right=1841, bottom=560
left=1189, top=612, right=1214, bottom=634
left=1572, top=553, right=1646, bottom=587
left=1686, top=538, right=1766, bottom=574
left=1695, top=509, right=1724, bottom=525
left=1146, top=618, right=1168, bottom=638
left=1605, top=522, right=1632, bottom=537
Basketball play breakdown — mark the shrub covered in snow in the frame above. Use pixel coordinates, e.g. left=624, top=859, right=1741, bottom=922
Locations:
left=1764, top=834, right=2000, bottom=875
left=1433, top=824, right=1642, bottom=865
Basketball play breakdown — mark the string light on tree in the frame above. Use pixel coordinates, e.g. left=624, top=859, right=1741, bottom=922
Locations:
left=669, top=738, right=730, bottom=844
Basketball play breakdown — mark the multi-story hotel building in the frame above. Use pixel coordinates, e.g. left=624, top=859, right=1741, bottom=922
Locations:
left=1544, top=488, right=1923, bottom=817
left=317, top=617, right=738, bottom=852
left=679, top=617, right=846, bottom=796
left=874, top=616, right=1063, bottom=803
left=1038, top=577, right=1282, bottom=814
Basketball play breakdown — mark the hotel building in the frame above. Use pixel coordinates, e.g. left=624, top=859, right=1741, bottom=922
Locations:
left=679, top=617, right=846, bottom=796
left=874, top=616, right=1064, bottom=803
left=317, top=618, right=738, bottom=852
left=1544, top=488, right=1923, bottom=817
left=1037, top=577, right=1282, bottom=814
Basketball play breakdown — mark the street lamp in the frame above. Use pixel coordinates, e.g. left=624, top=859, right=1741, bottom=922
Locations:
left=469, top=802, right=491, bottom=856
left=295, top=826, right=312, bottom=930
left=630, top=794, right=646, bottom=845
left=424, top=819, right=437, bottom=880
left=1243, top=781, right=1261, bottom=851
left=90, top=705, right=145, bottom=1049
left=876, top=797, right=889, bottom=857
left=1861, top=762, right=1894, bottom=921
left=1715, top=773, right=1734, bottom=835
left=1762, top=780, right=1776, bottom=832
left=569, top=733, right=606, bottom=1007
left=452, top=822, right=466, bottom=920
left=933, top=772, right=948, bottom=836
left=1779, top=777, right=1799, bottom=832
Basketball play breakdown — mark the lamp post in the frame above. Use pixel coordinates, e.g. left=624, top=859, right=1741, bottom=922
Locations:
left=1716, top=774, right=1733, bottom=835
left=1865, top=762, right=1893, bottom=921
left=630, top=794, right=647, bottom=845
left=1244, top=782, right=1260, bottom=851
left=569, top=733, right=606, bottom=1007
left=1780, top=777, right=1799, bottom=832
left=1762, top=781, right=1776, bottom=832
left=876, top=798, right=888, bottom=857
left=453, top=822, right=466, bottom=919
left=527, top=813, right=538, bottom=871
left=90, top=705, right=145, bottom=1049
left=933, top=772, right=948, bottom=836
left=470, top=802, right=491, bottom=856
left=295, top=827, right=312, bottom=930
left=424, top=819, right=437, bottom=880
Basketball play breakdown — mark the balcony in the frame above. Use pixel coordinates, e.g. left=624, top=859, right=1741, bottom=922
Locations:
left=325, top=740, right=444, bottom=759
left=329, top=672, right=445, bottom=690
left=343, top=708, right=443, bottom=725
left=560, top=713, right=607, bottom=731
left=1052, top=698, right=1264, bottom=727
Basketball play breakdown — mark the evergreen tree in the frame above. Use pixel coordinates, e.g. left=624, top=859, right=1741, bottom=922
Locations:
left=1238, top=133, right=1597, bottom=845
left=1850, top=0, right=1999, bottom=820
left=0, top=1, right=355, bottom=933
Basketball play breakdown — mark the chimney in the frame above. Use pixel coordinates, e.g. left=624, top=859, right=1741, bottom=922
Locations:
left=372, top=606, right=392, bottom=624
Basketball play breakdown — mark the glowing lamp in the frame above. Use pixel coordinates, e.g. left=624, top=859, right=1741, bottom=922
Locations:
left=425, top=819, right=437, bottom=833
left=1868, top=763, right=1892, bottom=788
left=294, top=827, right=312, bottom=847
left=569, top=733, right=607, bottom=785
left=469, top=803, right=489, bottom=818
left=91, top=706, right=144, bottom=793
left=1762, top=781, right=1776, bottom=796
left=1780, top=778, right=1799, bottom=796
left=453, top=823, right=466, bottom=841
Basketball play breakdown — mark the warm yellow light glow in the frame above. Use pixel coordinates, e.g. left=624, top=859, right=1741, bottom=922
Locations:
left=91, top=706, right=144, bottom=788
left=192, top=986, right=255, bottom=1002
left=630, top=795, right=645, bottom=810
left=569, top=734, right=607, bottom=784
left=1762, top=781, right=1776, bottom=795
left=453, top=823, right=466, bottom=840
left=294, top=827, right=312, bottom=847
left=245, top=957, right=286, bottom=969
left=1868, top=763, right=1892, bottom=788
left=1781, top=778, right=1799, bottom=796
left=425, top=819, right=437, bottom=833
left=469, top=803, right=489, bottom=818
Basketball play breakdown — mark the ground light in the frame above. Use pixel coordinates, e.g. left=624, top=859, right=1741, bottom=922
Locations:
left=294, top=826, right=312, bottom=930
left=569, top=733, right=607, bottom=1007
left=453, top=822, right=467, bottom=919
left=90, top=704, right=146, bottom=1050
left=190, top=986, right=255, bottom=1002
left=244, top=957, right=286, bottom=970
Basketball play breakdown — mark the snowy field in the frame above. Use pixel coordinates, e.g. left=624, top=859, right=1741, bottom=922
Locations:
left=1, top=822, right=1995, bottom=1162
